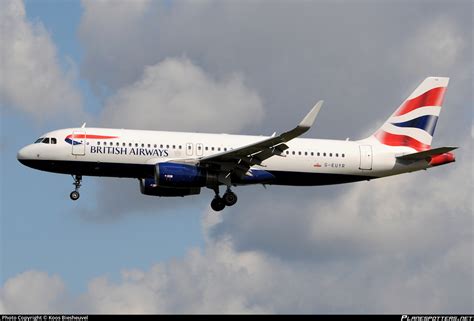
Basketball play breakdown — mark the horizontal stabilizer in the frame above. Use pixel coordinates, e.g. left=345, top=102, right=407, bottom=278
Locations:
left=396, top=146, right=457, bottom=161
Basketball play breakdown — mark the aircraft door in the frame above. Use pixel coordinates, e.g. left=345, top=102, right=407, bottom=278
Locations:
left=186, top=143, right=193, bottom=156
left=359, top=145, right=372, bottom=170
left=72, top=131, right=86, bottom=156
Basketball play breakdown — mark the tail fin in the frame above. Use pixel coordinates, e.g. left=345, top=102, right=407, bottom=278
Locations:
left=373, top=77, right=449, bottom=151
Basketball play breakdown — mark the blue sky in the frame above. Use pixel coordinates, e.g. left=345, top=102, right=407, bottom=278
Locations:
left=1, top=1, right=205, bottom=294
left=1, top=0, right=472, bottom=314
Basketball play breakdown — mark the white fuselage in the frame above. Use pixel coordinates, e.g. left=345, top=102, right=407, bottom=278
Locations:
left=17, top=127, right=429, bottom=186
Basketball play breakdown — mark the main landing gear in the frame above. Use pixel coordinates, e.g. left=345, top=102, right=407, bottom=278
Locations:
left=210, top=187, right=238, bottom=212
left=70, top=175, right=82, bottom=201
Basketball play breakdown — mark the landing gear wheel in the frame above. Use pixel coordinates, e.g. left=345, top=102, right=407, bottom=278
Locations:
left=70, top=175, right=82, bottom=201
left=211, top=197, right=226, bottom=212
left=223, top=191, right=238, bottom=206
left=70, top=191, right=80, bottom=201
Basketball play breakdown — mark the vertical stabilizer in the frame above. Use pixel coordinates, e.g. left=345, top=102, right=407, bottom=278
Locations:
left=373, top=77, right=449, bottom=151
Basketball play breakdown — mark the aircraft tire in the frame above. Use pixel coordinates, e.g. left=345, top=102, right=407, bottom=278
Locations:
left=70, top=191, right=80, bottom=201
left=211, top=197, right=225, bottom=212
left=223, top=191, right=238, bottom=206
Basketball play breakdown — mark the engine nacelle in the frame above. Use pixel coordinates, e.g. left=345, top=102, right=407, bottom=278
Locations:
left=155, top=163, right=218, bottom=188
left=139, top=178, right=201, bottom=197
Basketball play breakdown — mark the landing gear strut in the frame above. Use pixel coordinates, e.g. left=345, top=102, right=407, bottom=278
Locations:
left=70, top=175, right=82, bottom=201
left=210, top=186, right=238, bottom=212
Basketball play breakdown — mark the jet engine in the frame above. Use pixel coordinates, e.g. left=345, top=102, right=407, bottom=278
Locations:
left=139, top=178, right=201, bottom=197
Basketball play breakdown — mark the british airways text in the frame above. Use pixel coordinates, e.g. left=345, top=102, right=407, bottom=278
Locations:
left=90, top=146, right=169, bottom=157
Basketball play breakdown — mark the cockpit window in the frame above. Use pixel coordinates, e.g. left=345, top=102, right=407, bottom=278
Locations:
left=34, top=137, right=56, bottom=144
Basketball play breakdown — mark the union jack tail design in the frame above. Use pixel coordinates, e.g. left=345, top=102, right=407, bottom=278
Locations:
left=374, top=77, right=449, bottom=151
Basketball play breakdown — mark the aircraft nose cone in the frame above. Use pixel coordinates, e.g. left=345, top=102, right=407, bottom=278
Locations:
left=17, top=146, right=29, bottom=164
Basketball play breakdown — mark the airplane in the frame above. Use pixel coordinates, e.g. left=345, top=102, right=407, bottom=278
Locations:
left=17, top=77, right=457, bottom=211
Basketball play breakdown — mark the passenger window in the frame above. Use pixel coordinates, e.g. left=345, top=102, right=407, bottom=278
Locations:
left=116, top=142, right=120, bottom=146
left=311, top=152, right=314, bottom=156
left=205, top=147, right=209, bottom=151
left=305, top=152, right=308, bottom=156
left=141, top=143, right=144, bottom=147
left=173, top=145, right=176, bottom=149
left=160, top=144, right=163, bottom=148
left=129, top=143, right=132, bottom=147
left=317, top=152, right=320, bottom=156
left=123, top=142, right=126, bottom=147
left=147, top=144, right=151, bottom=148
left=218, top=147, right=221, bottom=151
left=135, top=143, right=138, bottom=147
left=198, top=146, right=201, bottom=150
left=166, top=145, right=170, bottom=149
left=43, top=137, right=50, bottom=144
left=109, top=142, right=113, bottom=146
left=51, top=138, right=57, bottom=144
left=342, top=154, right=345, bottom=158
left=154, top=144, right=157, bottom=148
left=211, top=147, right=215, bottom=151
left=329, top=153, right=332, bottom=157
left=292, top=151, right=295, bottom=155
left=224, top=148, right=227, bottom=152
left=298, top=151, right=301, bottom=155
left=336, top=153, right=339, bottom=157
left=323, top=153, right=326, bottom=157
left=179, top=145, right=182, bottom=150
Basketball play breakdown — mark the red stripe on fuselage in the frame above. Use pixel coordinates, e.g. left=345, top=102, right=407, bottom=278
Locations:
left=374, top=131, right=430, bottom=151
left=66, top=134, right=118, bottom=139
left=394, top=87, right=446, bottom=116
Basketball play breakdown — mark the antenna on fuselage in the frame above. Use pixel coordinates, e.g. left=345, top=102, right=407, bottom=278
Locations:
left=81, top=122, right=86, bottom=128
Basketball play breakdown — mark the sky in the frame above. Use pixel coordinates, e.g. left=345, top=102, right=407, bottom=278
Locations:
left=0, top=0, right=473, bottom=314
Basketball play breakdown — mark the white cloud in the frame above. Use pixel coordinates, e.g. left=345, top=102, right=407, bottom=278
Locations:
left=79, top=0, right=155, bottom=92
left=0, top=0, right=82, bottom=120
left=397, top=16, right=466, bottom=78
left=0, top=270, right=66, bottom=313
left=100, top=57, right=264, bottom=133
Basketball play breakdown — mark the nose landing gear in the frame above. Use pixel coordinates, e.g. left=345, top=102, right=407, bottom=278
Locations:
left=70, top=175, right=82, bottom=201
left=210, top=187, right=238, bottom=212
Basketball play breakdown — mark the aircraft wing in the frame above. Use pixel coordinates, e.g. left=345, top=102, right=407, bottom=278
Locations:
left=198, top=101, right=323, bottom=178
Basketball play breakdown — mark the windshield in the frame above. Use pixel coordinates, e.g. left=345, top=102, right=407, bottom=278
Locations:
left=33, top=137, right=57, bottom=144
